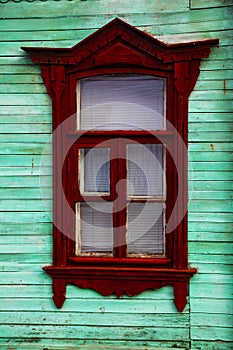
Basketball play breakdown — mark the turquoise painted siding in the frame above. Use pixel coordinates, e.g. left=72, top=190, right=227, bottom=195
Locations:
left=0, top=0, right=232, bottom=349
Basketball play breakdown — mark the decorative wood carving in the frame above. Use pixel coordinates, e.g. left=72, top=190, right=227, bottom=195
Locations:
left=22, top=18, right=218, bottom=312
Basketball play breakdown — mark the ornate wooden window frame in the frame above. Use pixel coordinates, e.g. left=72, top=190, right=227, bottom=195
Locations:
left=22, top=18, right=218, bottom=312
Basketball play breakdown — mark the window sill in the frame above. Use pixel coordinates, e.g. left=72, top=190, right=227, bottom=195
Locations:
left=43, top=265, right=197, bottom=311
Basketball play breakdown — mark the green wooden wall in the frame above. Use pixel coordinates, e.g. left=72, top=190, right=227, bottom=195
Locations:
left=0, top=0, right=232, bottom=349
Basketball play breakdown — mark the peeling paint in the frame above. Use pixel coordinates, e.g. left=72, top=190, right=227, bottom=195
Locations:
left=223, top=79, right=227, bottom=94
left=31, top=154, right=34, bottom=175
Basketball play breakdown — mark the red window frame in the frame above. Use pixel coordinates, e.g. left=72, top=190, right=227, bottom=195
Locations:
left=22, top=18, right=218, bottom=311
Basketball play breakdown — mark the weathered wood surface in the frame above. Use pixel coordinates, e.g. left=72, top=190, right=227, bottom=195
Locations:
left=0, top=0, right=232, bottom=349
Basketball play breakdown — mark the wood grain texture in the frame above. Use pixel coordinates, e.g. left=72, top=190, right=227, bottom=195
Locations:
left=0, top=1, right=232, bottom=349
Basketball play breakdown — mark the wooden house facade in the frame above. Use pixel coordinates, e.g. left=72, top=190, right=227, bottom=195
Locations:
left=0, top=1, right=232, bottom=349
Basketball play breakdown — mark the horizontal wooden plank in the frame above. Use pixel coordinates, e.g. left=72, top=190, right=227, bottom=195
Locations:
left=0, top=340, right=189, bottom=350
left=0, top=175, right=51, bottom=187
left=0, top=211, right=52, bottom=223
left=191, top=273, right=233, bottom=285
left=191, top=313, right=233, bottom=328
left=190, top=132, right=233, bottom=141
left=200, top=59, right=233, bottom=70
left=189, top=190, right=232, bottom=199
left=0, top=83, right=47, bottom=94
left=0, top=200, right=52, bottom=211
left=189, top=112, right=233, bottom=122
left=0, top=310, right=188, bottom=327
left=189, top=152, right=233, bottom=161
left=0, top=253, right=51, bottom=263
left=191, top=326, right=233, bottom=341
left=189, top=171, right=233, bottom=180
left=189, top=231, right=233, bottom=242
left=0, top=134, right=51, bottom=143
left=0, top=284, right=175, bottom=301
left=0, top=271, right=50, bottom=285
left=0, top=123, right=51, bottom=133
left=147, top=20, right=232, bottom=37
left=190, top=298, right=233, bottom=314
left=189, top=254, right=233, bottom=264
left=0, top=324, right=190, bottom=341
left=190, top=282, right=233, bottom=299
left=0, top=143, right=51, bottom=155
left=190, top=180, right=233, bottom=191
left=192, top=263, right=233, bottom=274
left=0, top=235, right=51, bottom=245
left=198, top=68, right=233, bottom=80
left=0, top=222, right=52, bottom=236
left=189, top=242, right=233, bottom=254
left=0, top=244, right=51, bottom=254
left=0, top=74, right=43, bottom=84
left=189, top=199, right=233, bottom=212
left=0, top=187, right=52, bottom=199
left=0, top=105, right=51, bottom=115
left=0, top=114, right=51, bottom=124
left=0, top=296, right=182, bottom=314
left=191, top=340, right=232, bottom=350
left=0, top=154, right=51, bottom=166
left=189, top=142, right=233, bottom=151
left=190, top=90, right=233, bottom=101
left=189, top=221, right=233, bottom=233
left=0, top=93, right=50, bottom=106
left=0, top=5, right=232, bottom=30
left=0, top=1, right=195, bottom=20
left=189, top=122, right=233, bottom=131
left=189, top=99, right=233, bottom=112
left=0, top=166, right=52, bottom=176
left=0, top=263, right=46, bottom=273
left=189, top=162, right=233, bottom=171
left=0, top=65, right=40, bottom=74
left=189, top=212, right=233, bottom=222
left=194, top=79, right=233, bottom=90
left=190, top=0, right=233, bottom=9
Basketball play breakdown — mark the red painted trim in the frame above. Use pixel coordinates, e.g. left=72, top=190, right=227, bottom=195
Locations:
left=22, top=18, right=218, bottom=312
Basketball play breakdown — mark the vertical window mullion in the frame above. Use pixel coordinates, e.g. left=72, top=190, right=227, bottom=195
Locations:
left=113, top=139, right=127, bottom=258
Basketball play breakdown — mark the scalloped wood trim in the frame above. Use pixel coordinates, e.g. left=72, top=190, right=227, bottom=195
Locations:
left=44, top=266, right=197, bottom=312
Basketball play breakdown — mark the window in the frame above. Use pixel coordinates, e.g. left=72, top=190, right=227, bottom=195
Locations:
left=22, top=18, right=218, bottom=311
left=74, top=75, right=166, bottom=258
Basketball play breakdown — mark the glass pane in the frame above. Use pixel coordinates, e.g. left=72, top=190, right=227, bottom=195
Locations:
left=80, top=148, right=110, bottom=193
left=127, top=144, right=163, bottom=197
left=78, top=75, right=165, bottom=130
left=127, top=203, right=164, bottom=255
left=77, top=202, right=113, bottom=253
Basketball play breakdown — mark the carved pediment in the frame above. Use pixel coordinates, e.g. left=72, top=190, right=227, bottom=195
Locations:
left=94, top=41, right=145, bottom=66
left=22, top=18, right=218, bottom=66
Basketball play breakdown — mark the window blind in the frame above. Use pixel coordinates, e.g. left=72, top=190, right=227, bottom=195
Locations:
left=127, top=202, right=164, bottom=254
left=78, top=75, right=165, bottom=130
left=77, top=203, right=113, bottom=253
left=127, top=143, right=163, bottom=197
